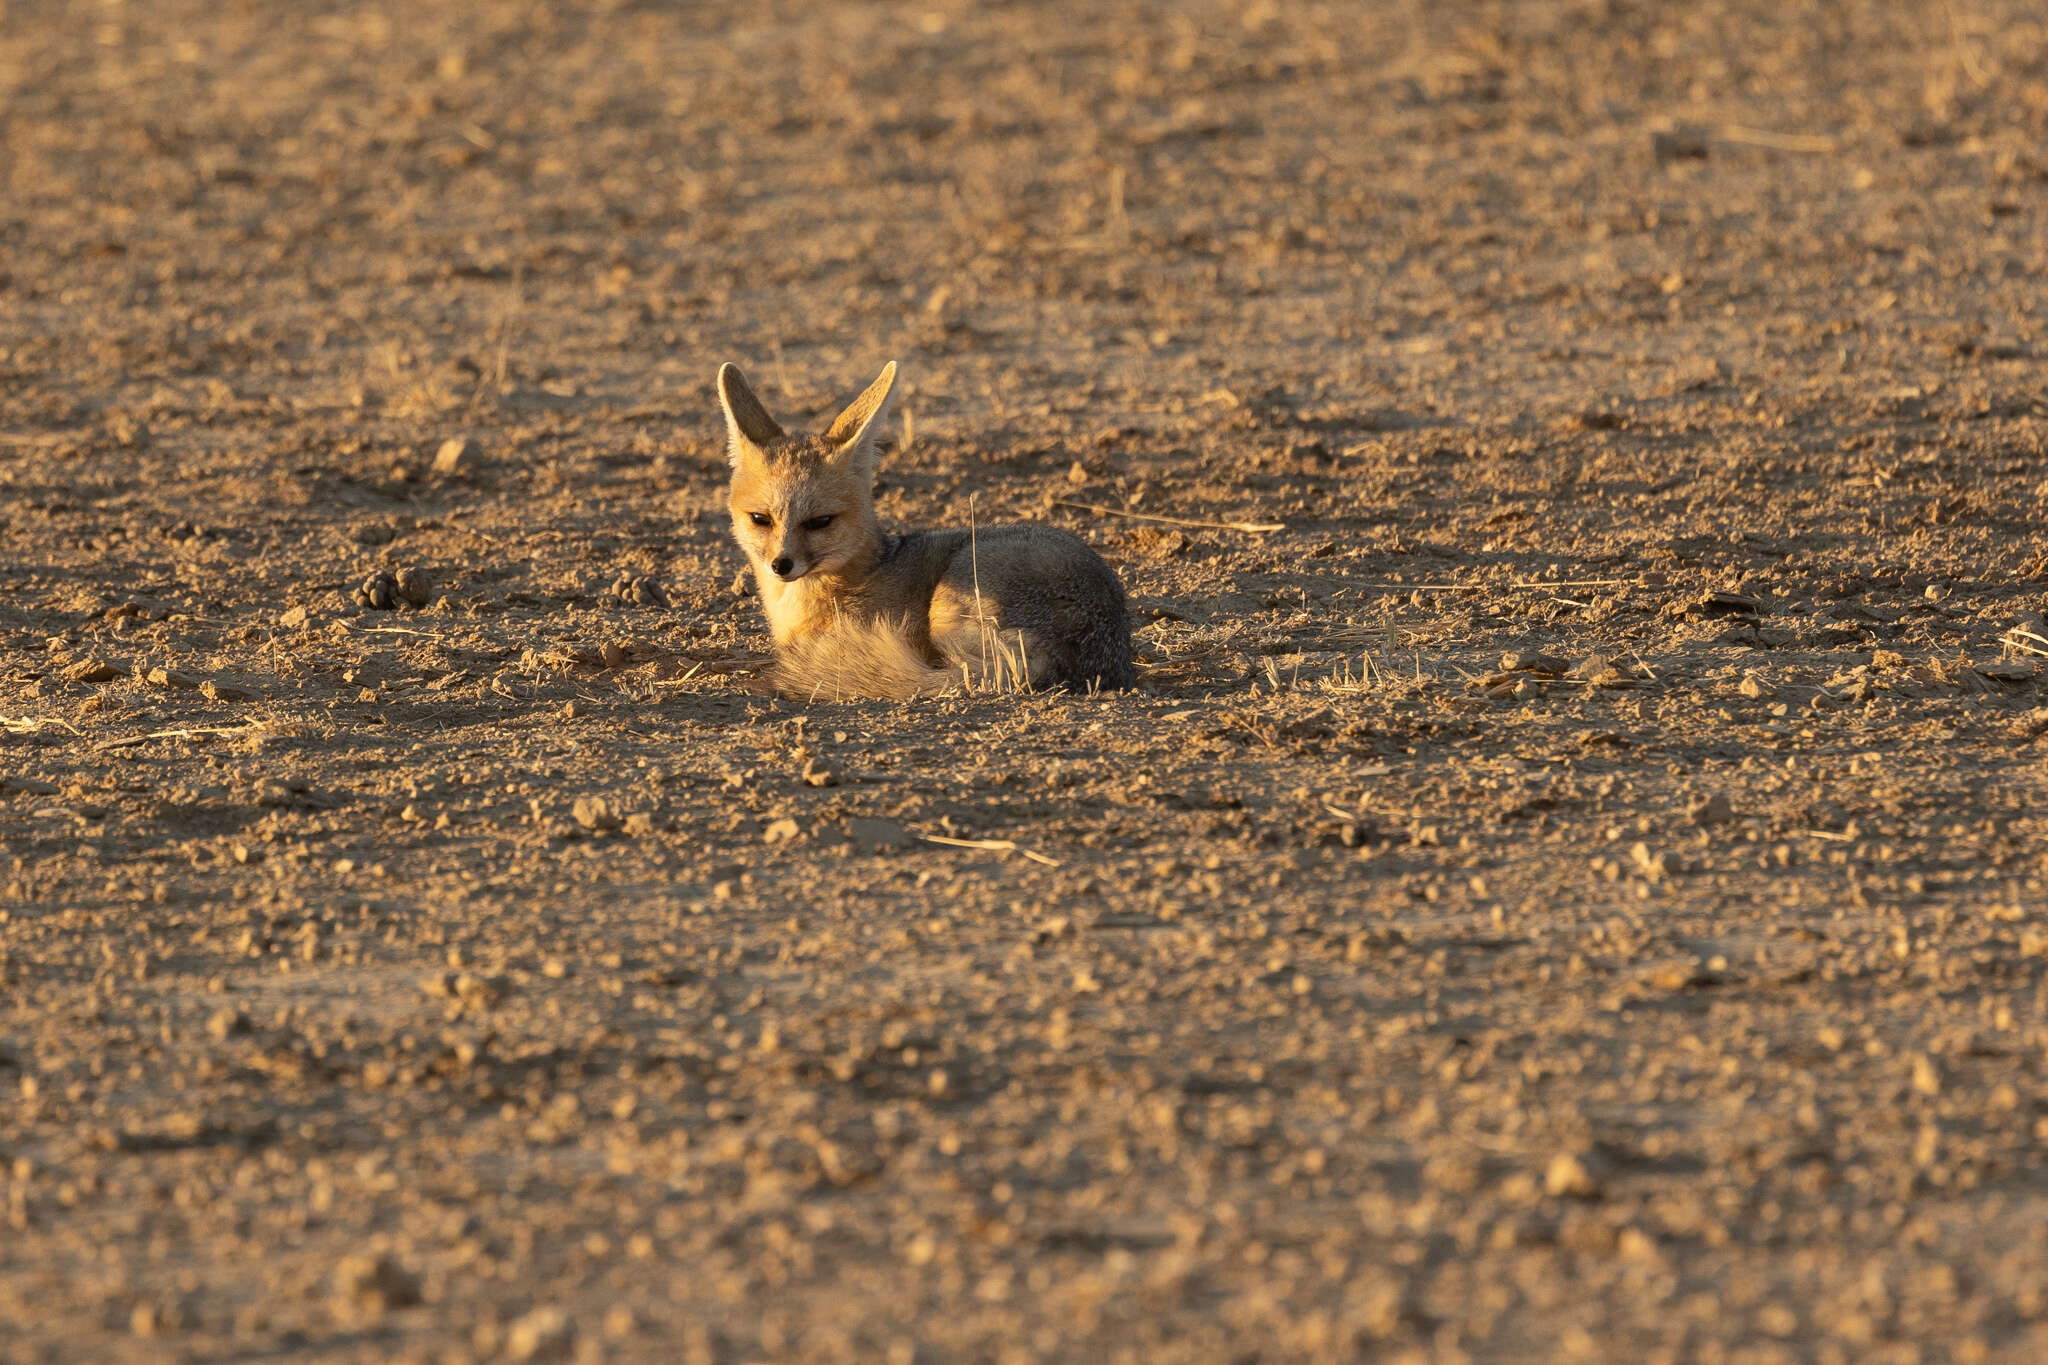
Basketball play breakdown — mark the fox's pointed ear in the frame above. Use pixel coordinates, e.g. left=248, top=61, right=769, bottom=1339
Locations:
left=823, top=362, right=899, bottom=470
left=717, top=363, right=785, bottom=466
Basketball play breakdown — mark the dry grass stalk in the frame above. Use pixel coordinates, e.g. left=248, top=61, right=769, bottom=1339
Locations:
left=1052, top=500, right=1284, bottom=535
left=94, top=725, right=262, bottom=752
left=921, top=834, right=1062, bottom=867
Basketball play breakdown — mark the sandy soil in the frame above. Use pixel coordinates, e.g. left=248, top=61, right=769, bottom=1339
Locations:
left=6, top=2, right=2048, bottom=1361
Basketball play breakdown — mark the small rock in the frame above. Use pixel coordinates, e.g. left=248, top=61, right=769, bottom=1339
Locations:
left=622, top=812, right=656, bottom=837
left=598, top=640, right=629, bottom=669
left=730, top=570, right=754, bottom=597
left=3, top=777, right=60, bottom=796
left=504, top=1307, right=574, bottom=1362
left=1910, top=1052, right=1942, bottom=1097
left=201, top=679, right=255, bottom=703
left=279, top=605, right=310, bottom=629
left=145, top=666, right=200, bottom=690
left=1067, top=460, right=1090, bottom=485
left=1737, top=672, right=1771, bottom=700
left=1545, top=1151, right=1605, bottom=1199
left=1501, top=650, right=1567, bottom=675
left=60, top=658, right=120, bottom=684
left=1689, top=792, right=1735, bottom=826
left=763, top=817, right=803, bottom=844
left=394, top=566, right=433, bottom=607
left=571, top=796, right=620, bottom=832
left=802, top=764, right=840, bottom=788
left=432, top=435, right=474, bottom=475
left=205, top=1006, right=249, bottom=1042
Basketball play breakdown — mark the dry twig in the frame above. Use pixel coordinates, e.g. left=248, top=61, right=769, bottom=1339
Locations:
left=920, top=834, right=1062, bottom=867
left=1052, top=500, right=1284, bottom=535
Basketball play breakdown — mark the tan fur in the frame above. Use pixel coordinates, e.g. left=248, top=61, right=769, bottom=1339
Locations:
left=770, top=615, right=957, bottom=700
left=719, top=361, right=1135, bottom=700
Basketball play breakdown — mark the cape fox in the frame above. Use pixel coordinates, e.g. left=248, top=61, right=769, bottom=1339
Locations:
left=717, top=361, right=1136, bottom=700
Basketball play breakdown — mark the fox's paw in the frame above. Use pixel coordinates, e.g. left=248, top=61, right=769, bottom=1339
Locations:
left=600, top=574, right=669, bottom=608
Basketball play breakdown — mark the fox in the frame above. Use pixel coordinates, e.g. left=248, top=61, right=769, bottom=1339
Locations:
left=717, top=360, right=1136, bottom=700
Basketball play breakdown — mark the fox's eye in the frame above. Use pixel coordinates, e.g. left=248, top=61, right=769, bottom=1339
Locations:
left=801, top=514, right=835, bottom=532
left=748, top=512, right=772, bottom=528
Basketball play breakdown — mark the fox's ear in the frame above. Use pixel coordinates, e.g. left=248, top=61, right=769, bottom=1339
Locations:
left=823, top=361, right=899, bottom=471
left=717, top=363, right=785, bottom=466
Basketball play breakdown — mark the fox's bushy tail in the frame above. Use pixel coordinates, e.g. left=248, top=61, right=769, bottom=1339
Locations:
left=772, top=618, right=958, bottom=701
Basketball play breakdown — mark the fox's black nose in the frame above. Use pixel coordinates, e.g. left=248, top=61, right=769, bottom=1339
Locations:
left=770, top=556, right=794, bottom=577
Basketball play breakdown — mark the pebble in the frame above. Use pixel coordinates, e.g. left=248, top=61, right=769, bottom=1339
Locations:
left=145, top=666, right=200, bottom=690
left=1501, top=650, right=1567, bottom=675
left=432, top=436, right=474, bottom=475
left=201, top=679, right=255, bottom=703
left=279, top=605, right=311, bottom=628
left=763, top=817, right=803, bottom=844
left=504, top=1307, right=574, bottom=1362
left=1545, top=1151, right=1604, bottom=1199
left=205, top=1006, right=249, bottom=1042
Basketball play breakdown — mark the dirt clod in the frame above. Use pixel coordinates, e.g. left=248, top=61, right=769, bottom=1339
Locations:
left=571, top=797, right=620, bottom=832
left=395, top=567, right=434, bottom=607
left=1689, top=792, right=1736, bottom=826
left=59, top=658, right=120, bottom=684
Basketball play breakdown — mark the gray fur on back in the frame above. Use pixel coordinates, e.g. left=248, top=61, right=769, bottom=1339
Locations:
left=890, top=525, right=1136, bottom=691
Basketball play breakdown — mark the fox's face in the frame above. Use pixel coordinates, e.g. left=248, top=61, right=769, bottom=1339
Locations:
left=728, top=447, right=870, bottom=582
left=718, top=362, right=897, bottom=585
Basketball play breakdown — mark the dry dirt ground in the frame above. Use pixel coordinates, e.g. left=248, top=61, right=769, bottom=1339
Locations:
left=6, top=2, right=2048, bottom=1362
